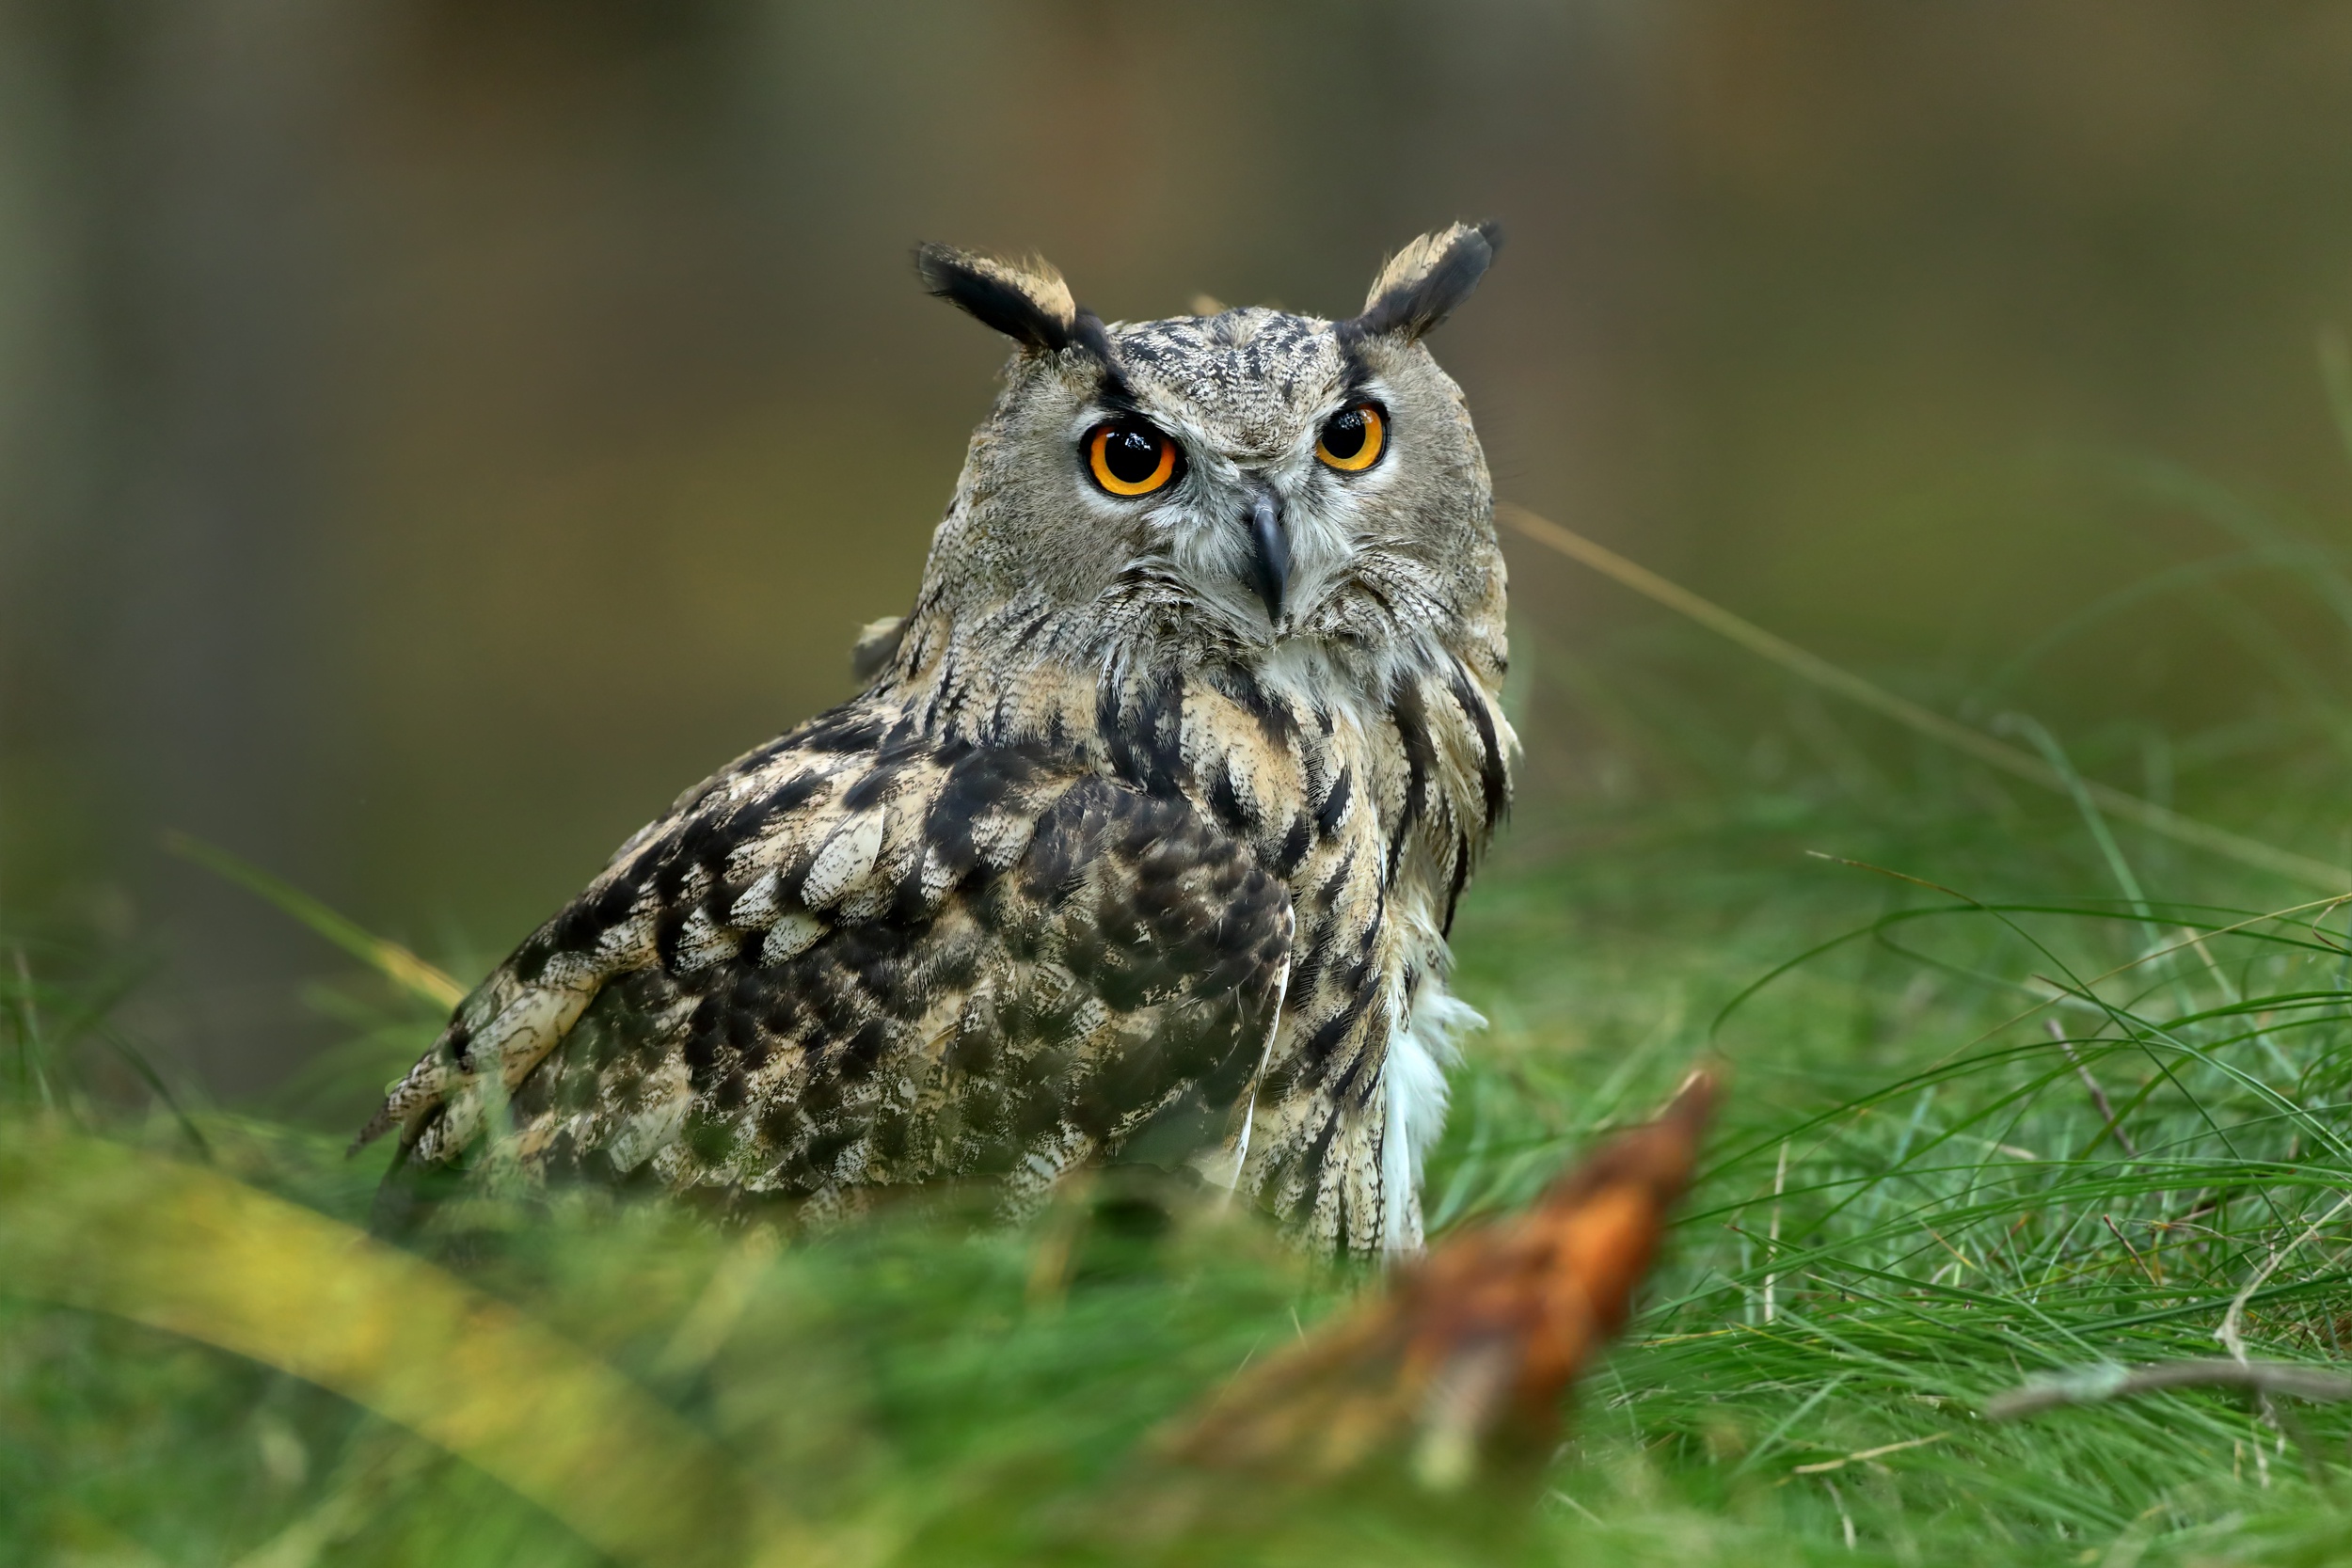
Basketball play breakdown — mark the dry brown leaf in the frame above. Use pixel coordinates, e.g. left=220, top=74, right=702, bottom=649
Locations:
left=1159, top=1069, right=1718, bottom=1491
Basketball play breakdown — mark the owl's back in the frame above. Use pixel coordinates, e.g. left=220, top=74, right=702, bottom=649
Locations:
left=363, top=688, right=1294, bottom=1224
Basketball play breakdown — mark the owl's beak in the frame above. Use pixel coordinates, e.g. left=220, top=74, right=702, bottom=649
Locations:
left=1246, top=491, right=1289, bottom=626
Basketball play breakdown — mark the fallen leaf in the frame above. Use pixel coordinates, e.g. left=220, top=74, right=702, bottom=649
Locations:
left=1161, top=1069, right=1718, bottom=1490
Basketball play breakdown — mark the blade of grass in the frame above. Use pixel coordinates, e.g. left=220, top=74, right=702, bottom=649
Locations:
left=0, top=1122, right=857, bottom=1568
left=1981, top=549, right=2281, bottom=700
left=162, top=832, right=466, bottom=1009
left=9, top=947, right=55, bottom=1112
left=2320, top=326, right=2352, bottom=480
left=1497, top=502, right=2352, bottom=891
left=1995, top=716, right=2152, bottom=925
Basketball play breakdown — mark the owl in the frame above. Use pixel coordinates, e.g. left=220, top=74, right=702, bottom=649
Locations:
left=359, top=223, right=1513, bottom=1255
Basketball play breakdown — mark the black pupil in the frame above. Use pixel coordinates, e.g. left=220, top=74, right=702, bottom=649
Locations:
left=1103, top=426, right=1163, bottom=484
left=1323, top=408, right=1367, bottom=460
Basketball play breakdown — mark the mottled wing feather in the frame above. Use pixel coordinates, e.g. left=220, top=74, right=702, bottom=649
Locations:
left=363, top=698, right=1294, bottom=1215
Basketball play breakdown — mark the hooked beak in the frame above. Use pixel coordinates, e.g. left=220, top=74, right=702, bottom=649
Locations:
left=1245, top=491, right=1288, bottom=626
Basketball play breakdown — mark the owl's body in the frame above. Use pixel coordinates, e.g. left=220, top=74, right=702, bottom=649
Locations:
left=362, top=226, right=1512, bottom=1253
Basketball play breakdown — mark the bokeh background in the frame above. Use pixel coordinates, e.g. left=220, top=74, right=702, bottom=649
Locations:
left=6, top=0, right=2352, bottom=1098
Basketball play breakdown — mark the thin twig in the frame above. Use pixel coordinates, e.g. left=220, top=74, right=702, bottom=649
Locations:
left=2103, top=1215, right=2159, bottom=1287
left=1986, top=1358, right=2352, bottom=1421
left=1763, top=1140, right=1788, bottom=1325
left=2048, top=1021, right=2138, bottom=1158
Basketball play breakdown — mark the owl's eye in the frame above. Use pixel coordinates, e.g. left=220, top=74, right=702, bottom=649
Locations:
left=1085, top=420, right=1181, bottom=498
left=1315, top=403, right=1387, bottom=473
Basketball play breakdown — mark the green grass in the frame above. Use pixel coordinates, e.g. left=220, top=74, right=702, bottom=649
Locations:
left=10, top=466, right=2352, bottom=1564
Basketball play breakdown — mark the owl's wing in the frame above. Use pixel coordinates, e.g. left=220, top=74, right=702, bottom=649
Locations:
left=359, top=702, right=1294, bottom=1214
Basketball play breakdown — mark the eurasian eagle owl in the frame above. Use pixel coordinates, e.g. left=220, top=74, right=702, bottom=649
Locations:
left=361, top=223, right=1512, bottom=1255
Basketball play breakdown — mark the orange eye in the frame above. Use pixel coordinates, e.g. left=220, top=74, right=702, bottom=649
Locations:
left=1315, top=403, right=1386, bottom=472
left=1086, top=421, right=1180, bottom=497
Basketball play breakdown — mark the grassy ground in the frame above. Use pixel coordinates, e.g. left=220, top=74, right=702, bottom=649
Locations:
left=8, top=474, right=2352, bottom=1565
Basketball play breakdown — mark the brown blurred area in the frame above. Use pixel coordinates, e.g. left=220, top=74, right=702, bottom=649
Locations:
left=3, top=1, right=2351, bottom=1096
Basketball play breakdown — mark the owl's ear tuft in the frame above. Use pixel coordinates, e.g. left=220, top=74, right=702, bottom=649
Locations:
left=914, top=243, right=1111, bottom=360
left=1352, top=221, right=1502, bottom=342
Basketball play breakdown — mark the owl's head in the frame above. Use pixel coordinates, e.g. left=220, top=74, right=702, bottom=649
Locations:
left=897, top=225, right=1504, bottom=681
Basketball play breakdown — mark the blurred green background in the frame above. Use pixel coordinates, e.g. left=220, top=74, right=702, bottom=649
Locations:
left=6, top=0, right=2352, bottom=1099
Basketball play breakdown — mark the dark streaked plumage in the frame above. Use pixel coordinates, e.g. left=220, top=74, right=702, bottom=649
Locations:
left=362, top=224, right=1513, bottom=1254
